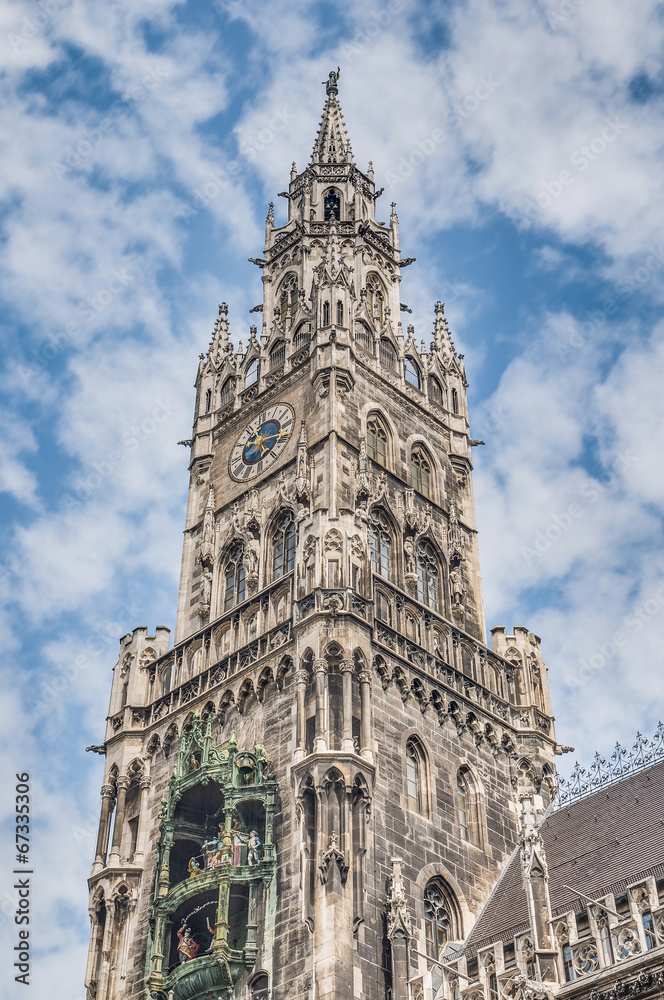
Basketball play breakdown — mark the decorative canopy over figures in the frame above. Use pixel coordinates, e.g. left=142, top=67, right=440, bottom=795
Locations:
left=147, top=714, right=277, bottom=999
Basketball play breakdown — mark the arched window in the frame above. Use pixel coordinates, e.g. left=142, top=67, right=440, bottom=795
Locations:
left=405, top=738, right=428, bottom=814
left=428, top=376, right=442, bottom=404
left=323, top=301, right=330, bottom=326
left=411, top=447, right=432, bottom=498
left=224, top=544, right=246, bottom=611
left=269, top=340, right=285, bottom=370
left=457, top=766, right=481, bottom=846
left=272, top=511, right=295, bottom=579
left=457, top=772, right=469, bottom=841
left=279, top=276, right=298, bottom=325
left=293, top=323, right=311, bottom=350
left=324, top=188, right=340, bottom=221
left=204, top=388, right=212, bottom=413
left=245, top=358, right=259, bottom=387
left=451, top=387, right=459, bottom=413
left=369, top=509, right=391, bottom=579
left=251, top=973, right=270, bottom=999
left=336, top=300, right=343, bottom=325
left=355, top=322, right=373, bottom=353
left=220, top=378, right=235, bottom=406
left=376, top=589, right=391, bottom=625
left=404, top=356, right=420, bottom=388
left=366, top=415, right=388, bottom=467
left=424, top=880, right=460, bottom=959
left=379, top=338, right=396, bottom=369
left=367, top=276, right=384, bottom=324
left=416, top=542, right=439, bottom=611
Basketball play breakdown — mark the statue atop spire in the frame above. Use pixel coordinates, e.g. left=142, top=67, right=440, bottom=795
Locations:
left=323, top=66, right=341, bottom=96
left=312, top=68, right=353, bottom=165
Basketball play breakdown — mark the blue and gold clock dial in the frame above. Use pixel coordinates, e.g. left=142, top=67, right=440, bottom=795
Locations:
left=228, top=402, right=295, bottom=483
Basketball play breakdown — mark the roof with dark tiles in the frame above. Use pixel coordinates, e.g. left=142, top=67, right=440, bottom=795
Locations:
left=464, top=759, right=664, bottom=957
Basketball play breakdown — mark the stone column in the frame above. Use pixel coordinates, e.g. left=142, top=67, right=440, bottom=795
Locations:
left=313, top=657, right=328, bottom=753
left=108, top=775, right=129, bottom=864
left=96, top=899, right=116, bottom=1000
left=244, top=880, right=260, bottom=964
left=264, top=789, right=275, bottom=861
left=94, top=784, right=116, bottom=868
left=359, top=670, right=373, bottom=763
left=340, top=658, right=355, bottom=753
left=213, top=874, right=231, bottom=950
left=294, top=669, right=309, bottom=761
left=132, top=774, right=152, bottom=866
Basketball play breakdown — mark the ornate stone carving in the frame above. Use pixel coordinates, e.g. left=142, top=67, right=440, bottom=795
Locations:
left=386, top=857, right=411, bottom=940
left=318, top=833, right=348, bottom=885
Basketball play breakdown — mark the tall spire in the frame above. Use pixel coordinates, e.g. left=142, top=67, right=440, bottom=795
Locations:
left=311, top=68, right=354, bottom=166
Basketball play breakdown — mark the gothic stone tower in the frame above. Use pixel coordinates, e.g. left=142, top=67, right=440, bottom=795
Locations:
left=85, top=72, right=560, bottom=1000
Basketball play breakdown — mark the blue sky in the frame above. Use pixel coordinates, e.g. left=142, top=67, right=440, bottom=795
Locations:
left=1, top=0, right=664, bottom=995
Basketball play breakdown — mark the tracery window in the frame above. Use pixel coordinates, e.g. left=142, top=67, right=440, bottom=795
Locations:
left=369, top=509, right=391, bottom=579
left=279, top=276, right=298, bottom=325
left=224, top=544, right=246, bottom=611
left=366, top=415, right=388, bottom=467
left=355, top=322, right=373, bottom=352
left=404, top=356, right=420, bottom=388
left=411, top=447, right=432, bottom=498
left=424, top=880, right=459, bottom=959
left=367, top=275, right=384, bottom=325
left=416, top=541, right=439, bottom=610
left=272, top=511, right=295, bottom=579
left=324, top=188, right=340, bottom=221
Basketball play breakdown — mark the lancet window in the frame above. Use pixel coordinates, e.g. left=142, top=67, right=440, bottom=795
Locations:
left=220, top=377, right=235, bottom=406
left=269, top=340, right=285, bottom=370
left=272, top=511, right=295, bottom=580
left=411, top=447, right=432, bottom=499
left=428, top=376, right=443, bottom=403
left=245, top=358, right=259, bottom=387
left=336, top=300, right=343, bottom=325
left=324, top=188, right=340, bottom=221
left=451, top=387, right=459, bottom=413
left=405, top=737, right=428, bottom=815
left=456, top=766, right=481, bottom=846
left=204, top=388, right=212, bottom=413
left=404, top=356, right=420, bottom=388
left=366, top=415, right=388, bottom=467
left=416, top=541, right=439, bottom=611
left=379, top=338, right=396, bottom=370
left=224, top=543, right=246, bottom=611
left=369, top=509, right=391, bottom=579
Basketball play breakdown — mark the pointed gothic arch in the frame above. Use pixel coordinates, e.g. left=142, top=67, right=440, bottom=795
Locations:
left=404, top=734, right=431, bottom=818
left=270, top=508, right=296, bottom=581
left=456, top=764, right=484, bottom=848
left=366, top=411, right=391, bottom=469
left=410, top=443, right=435, bottom=500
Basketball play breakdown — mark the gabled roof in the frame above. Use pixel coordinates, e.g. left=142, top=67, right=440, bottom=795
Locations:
left=465, top=759, right=664, bottom=958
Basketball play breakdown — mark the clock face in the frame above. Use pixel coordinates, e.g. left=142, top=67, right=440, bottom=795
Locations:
left=228, top=402, right=295, bottom=483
